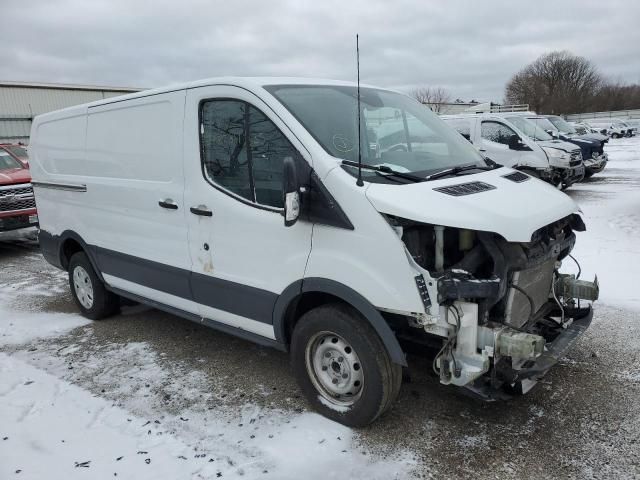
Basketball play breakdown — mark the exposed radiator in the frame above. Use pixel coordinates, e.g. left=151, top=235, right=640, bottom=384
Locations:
left=504, top=258, right=556, bottom=328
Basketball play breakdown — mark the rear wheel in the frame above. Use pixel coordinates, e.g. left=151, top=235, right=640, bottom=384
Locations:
left=291, top=303, right=402, bottom=427
left=68, top=252, right=119, bottom=320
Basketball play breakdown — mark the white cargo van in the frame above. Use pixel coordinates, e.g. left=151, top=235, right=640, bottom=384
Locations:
left=30, top=78, right=598, bottom=426
left=441, top=113, right=584, bottom=188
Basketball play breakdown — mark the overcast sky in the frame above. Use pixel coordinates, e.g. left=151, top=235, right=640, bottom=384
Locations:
left=2, top=0, right=639, bottom=102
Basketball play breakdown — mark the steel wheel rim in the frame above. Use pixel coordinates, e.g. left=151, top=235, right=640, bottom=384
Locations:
left=73, top=266, right=94, bottom=309
left=305, top=331, right=364, bottom=407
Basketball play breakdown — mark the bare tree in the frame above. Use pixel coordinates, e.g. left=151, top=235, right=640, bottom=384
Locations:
left=591, top=81, right=640, bottom=112
left=505, top=51, right=603, bottom=114
left=412, top=86, right=452, bottom=113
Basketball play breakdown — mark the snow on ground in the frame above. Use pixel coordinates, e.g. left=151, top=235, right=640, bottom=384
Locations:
left=566, top=136, right=640, bottom=311
left=0, top=287, right=415, bottom=479
left=1, top=136, right=639, bottom=479
left=1, top=349, right=414, bottom=480
left=1, top=353, right=220, bottom=480
left=0, top=286, right=89, bottom=346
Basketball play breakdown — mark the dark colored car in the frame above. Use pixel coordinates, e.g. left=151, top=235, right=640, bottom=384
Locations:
left=527, top=115, right=608, bottom=178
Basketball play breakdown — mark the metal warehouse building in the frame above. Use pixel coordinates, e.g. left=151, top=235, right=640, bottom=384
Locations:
left=0, top=81, right=141, bottom=144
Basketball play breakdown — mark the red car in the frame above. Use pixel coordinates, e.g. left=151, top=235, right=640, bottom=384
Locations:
left=0, top=148, right=38, bottom=232
left=0, top=143, right=30, bottom=167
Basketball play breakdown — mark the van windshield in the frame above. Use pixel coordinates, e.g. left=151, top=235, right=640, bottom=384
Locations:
left=265, top=85, right=486, bottom=179
left=546, top=116, right=576, bottom=134
left=505, top=116, right=553, bottom=141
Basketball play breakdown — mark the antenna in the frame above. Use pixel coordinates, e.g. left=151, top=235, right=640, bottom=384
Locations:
left=355, top=34, right=364, bottom=187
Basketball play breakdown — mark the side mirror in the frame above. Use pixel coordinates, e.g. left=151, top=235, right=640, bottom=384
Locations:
left=283, top=157, right=300, bottom=227
left=508, top=134, right=523, bottom=150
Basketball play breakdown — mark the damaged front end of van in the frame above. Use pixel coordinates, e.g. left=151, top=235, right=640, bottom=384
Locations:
left=390, top=212, right=598, bottom=398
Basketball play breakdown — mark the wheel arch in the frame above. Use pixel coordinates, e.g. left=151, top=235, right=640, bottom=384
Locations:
left=40, top=229, right=104, bottom=281
left=273, top=278, right=407, bottom=366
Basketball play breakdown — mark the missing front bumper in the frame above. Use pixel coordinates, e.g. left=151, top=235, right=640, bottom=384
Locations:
left=464, top=306, right=594, bottom=400
left=516, top=306, right=593, bottom=381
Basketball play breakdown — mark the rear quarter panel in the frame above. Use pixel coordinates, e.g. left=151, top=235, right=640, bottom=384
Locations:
left=30, top=106, right=88, bottom=237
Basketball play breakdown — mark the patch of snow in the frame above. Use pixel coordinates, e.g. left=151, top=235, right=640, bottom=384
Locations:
left=0, top=351, right=416, bottom=479
left=455, top=433, right=488, bottom=449
left=0, top=290, right=90, bottom=347
left=567, top=136, right=640, bottom=311
left=0, top=353, right=221, bottom=480
left=615, top=370, right=640, bottom=383
left=317, top=394, right=351, bottom=413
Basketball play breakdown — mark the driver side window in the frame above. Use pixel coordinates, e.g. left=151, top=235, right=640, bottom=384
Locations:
left=481, top=121, right=517, bottom=145
left=200, top=99, right=298, bottom=208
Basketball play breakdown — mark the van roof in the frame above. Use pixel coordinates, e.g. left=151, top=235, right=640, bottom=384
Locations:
left=32, top=77, right=394, bottom=120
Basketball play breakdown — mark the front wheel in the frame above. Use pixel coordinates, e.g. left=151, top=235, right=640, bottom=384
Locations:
left=291, top=303, right=402, bottom=427
left=68, top=252, right=119, bottom=320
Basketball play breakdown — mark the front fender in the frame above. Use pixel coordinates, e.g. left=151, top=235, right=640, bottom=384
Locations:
left=273, top=278, right=408, bottom=366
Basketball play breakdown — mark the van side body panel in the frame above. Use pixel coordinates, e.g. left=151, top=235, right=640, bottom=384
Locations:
left=30, top=79, right=417, bottom=366
left=30, top=105, right=89, bottom=239
left=84, top=91, right=190, bottom=272
left=305, top=167, right=425, bottom=316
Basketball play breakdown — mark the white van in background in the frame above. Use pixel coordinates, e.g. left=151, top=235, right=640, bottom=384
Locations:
left=442, top=114, right=584, bottom=188
left=30, top=77, right=598, bottom=426
left=584, top=120, right=626, bottom=138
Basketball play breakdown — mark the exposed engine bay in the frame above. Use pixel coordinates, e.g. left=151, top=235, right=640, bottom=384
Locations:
left=387, top=214, right=599, bottom=398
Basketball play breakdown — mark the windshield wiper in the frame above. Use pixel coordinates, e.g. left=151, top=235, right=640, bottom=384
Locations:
left=424, top=163, right=494, bottom=181
left=341, top=160, right=426, bottom=183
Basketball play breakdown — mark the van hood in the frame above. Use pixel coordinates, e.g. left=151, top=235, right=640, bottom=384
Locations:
left=0, top=167, right=31, bottom=185
left=365, top=167, right=579, bottom=242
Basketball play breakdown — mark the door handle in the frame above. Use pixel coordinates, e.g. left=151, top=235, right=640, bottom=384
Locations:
left=158, top=199, right=178, bottom=210
left=190, top=205, right=213, bottom=217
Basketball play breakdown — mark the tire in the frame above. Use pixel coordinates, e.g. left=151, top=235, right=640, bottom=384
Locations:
left=68, top=252, right=119, bottom=320
left=290, top=303, right=402, bottom=427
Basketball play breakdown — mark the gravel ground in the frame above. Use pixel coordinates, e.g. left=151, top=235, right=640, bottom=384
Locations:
left=1, top=139, right=639, bottom=479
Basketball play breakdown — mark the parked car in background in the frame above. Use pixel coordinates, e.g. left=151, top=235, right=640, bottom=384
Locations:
left=547, top=116, right=609, bottom=144
left=30, top=77, right=598, bottom=425
left=0, top=149, right=38, bottom=232
left=625, top=119, right=640, bottom=131
left=511, top=114, right=607, bottom=178
left=537, top=115, right=608, bottom=177
left=0, top=143, right=29, bottom=167
left=585, top=120, right=626, bottom=138
left=570, top=122, right=599, bottom=136
left=614, top=119, right=637, bottom=137
left=442, top=113, right=584, bottom=188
